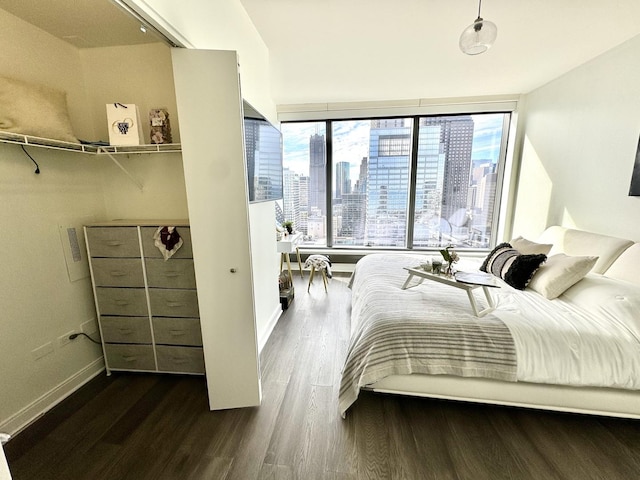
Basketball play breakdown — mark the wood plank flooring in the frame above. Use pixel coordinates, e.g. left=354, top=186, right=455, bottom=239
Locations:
left=5, top=274, right=640, bottom=479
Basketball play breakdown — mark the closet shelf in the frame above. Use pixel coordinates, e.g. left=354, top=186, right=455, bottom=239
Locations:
left=1, top=131, right=181, bottom=191
left=0, top=131, right=182, bottom=154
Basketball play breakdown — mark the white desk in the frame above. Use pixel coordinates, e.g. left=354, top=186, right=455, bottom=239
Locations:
left=277, top=232, right=303, bottom=278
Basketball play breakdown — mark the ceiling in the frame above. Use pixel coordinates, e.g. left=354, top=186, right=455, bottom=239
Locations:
left=3, top=0, right=640, bottom=105
left=0, top=0, right=157, bottom=48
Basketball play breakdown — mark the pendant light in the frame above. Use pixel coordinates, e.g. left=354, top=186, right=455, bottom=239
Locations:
left=459, top=0, right=497, bottom=55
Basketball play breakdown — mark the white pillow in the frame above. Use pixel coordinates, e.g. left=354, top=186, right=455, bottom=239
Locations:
left=527, top=253, right=598, bottom=299
left=0, top=76, right=77, bottom=143
left=604, top=244, right=640, bottom=286
left=510, top=236, right=553, bottom=255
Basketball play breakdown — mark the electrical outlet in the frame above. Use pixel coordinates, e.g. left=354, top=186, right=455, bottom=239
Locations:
left=58, top=331, right=76, bottom=348
left=31, top=342, right=54, bottom=360
left=81, top=318, right=97, bottom=335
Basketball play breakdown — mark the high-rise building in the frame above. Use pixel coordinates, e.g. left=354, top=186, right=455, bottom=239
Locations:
left=340, top=192, right=366, bottom=243
left=309, top=133, right=326, bottom=215
left=282, top=168, right=300, bottom=229
left=298, top=175, right=309, bottom=235
left=365, top=119, right=412, bottom=246
left=423, top=116, right=474, bottom=221
left=335, top=161, right=351, bottom=200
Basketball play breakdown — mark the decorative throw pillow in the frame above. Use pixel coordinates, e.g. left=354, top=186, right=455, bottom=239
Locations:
left=527, top=253, right=598, bottom=299
left=480, top=242, right=547, bottom=290
left=0, top=76, right=78, bottom=143
left=509, top=236, right=553, bottom=255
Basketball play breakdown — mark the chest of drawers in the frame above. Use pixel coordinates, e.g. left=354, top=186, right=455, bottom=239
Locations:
left=85, top=221, right=204, bottom=375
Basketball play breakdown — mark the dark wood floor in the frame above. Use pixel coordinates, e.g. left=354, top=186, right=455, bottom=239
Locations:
left=5, top=275, right=640, bottom=479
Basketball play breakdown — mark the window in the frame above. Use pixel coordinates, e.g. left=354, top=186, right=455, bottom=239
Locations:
left=281, top=112, right=509, bottom=250
left=281, top=122, right=327, bottom=246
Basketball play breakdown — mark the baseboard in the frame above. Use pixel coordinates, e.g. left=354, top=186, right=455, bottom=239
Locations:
left=258, top=305, right=283, bottom=354
left=0, top=357, right=105, bottom=436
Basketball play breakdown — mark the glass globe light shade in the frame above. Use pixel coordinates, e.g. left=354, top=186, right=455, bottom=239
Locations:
left=459, top=17, right=497, bottom=55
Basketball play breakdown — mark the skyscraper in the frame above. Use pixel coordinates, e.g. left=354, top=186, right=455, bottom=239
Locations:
left=335, top=161, right=351, bottom=200
left=424, top=116, right=474, bottom=221
left=309, top=133, right=326, bottom=215
left=366, top=119, right=412, bottom=246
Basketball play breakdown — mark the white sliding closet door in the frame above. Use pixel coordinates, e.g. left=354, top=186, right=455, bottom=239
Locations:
left=171, top=48, right=261, bottom=410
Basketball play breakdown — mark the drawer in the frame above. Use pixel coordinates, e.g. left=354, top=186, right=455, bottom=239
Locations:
left=156, top=346, right=204, bottom=374
left=152, top=317, right=202, bottom=346
left=86, top=227, right=141, bottom=258
left=140, top=226, right=193, bottom=259
left=145, top=258, right=196, bottom=289
left=148, top=289, right=199, bottom=318
left=104, top=344, right=155, bottom=371
left=100, top=316, right=152, bottom=344
left=95, top=287, right=148, bottom=316
left=91, top=258, right=145, bottom=287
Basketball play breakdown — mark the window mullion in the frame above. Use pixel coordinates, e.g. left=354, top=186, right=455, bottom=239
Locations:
left=326, top=120, right=333, bottom=247
left=406, top=116, right=420, bottom=249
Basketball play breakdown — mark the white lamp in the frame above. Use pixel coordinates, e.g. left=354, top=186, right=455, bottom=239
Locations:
left=459, top=0, right=497, bottom=55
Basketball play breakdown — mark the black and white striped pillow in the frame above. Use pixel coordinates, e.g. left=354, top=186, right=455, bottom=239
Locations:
left=480, top=243, right=547, bottom=290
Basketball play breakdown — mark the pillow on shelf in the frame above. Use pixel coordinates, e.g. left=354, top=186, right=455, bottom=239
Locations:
left=509, top=236, right=553, bottom=255
left=0, top=76, right=78, bottom=143
left=480, top=242, right=547, bottom=290
left=527, top=253, right=599, bottom=299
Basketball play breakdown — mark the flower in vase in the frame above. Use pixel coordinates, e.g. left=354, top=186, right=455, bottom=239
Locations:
left=439, top=245, right=459, bottom=275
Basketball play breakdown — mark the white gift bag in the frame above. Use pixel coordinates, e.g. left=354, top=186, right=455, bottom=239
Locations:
left=106, top=103, right=143, bottom=146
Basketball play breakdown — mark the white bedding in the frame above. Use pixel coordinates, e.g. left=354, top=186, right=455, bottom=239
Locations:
left=345, top=253, right=640, bottom=413
left=492, top=276, right=640, bottom=389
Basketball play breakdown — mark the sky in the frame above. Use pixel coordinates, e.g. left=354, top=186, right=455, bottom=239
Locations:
left=281, top=113, right=506, bottom=179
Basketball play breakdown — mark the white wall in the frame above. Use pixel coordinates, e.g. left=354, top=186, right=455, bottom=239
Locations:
left=249, top=201, right=282, bottom=351
left=80, top=43, right=181, bottom=145
left=513, top=34, right=640, bottom=241
left=81, top=43, right=189, bottom=221
left=0, top=9, right=93, bottom=140
left=0, top=9, right=107, bottom=434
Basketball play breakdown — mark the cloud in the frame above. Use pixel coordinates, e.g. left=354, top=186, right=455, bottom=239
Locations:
left=281, top=114, right=507, bottom=174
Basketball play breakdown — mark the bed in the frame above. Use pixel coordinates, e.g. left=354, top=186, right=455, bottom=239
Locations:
left=339, top=226, right=640, bottom=418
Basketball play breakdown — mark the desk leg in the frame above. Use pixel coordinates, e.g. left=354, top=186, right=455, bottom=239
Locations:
left=295, top=247, right=304, bottom=278
left=285, top=253, right=293, bottom=281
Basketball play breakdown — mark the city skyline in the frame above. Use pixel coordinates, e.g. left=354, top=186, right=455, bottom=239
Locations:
left=281, top=114, right=505, bottom=180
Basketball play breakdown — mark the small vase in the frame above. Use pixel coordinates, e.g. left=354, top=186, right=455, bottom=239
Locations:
left=444, top=263, right=454, bottom=277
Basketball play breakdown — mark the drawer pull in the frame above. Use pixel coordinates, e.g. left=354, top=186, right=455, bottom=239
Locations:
left=163, top=272, right=182, bottom=277
left=169, top=330, right=186, bottom=336
left=121, top=355, right=138, bottom=362
left=114, top=300, right=131, bottom=306
left=117, top=328, right=133, bottom=334
left=110, top=271, right=128, bottom=277
left=170, top=357, right=189, bottom=364
left=166, top=301, right=184, bottom=307
left=106, top=241, right=125, bottom=246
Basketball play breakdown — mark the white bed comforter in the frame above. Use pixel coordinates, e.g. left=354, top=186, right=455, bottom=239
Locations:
left=495, top=274, right=640, bottom=389
left=346, top=254, right=640, bottom=400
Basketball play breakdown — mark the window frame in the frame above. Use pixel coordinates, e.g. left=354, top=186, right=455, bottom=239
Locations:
left=279, top=98, right=517, bottom=253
